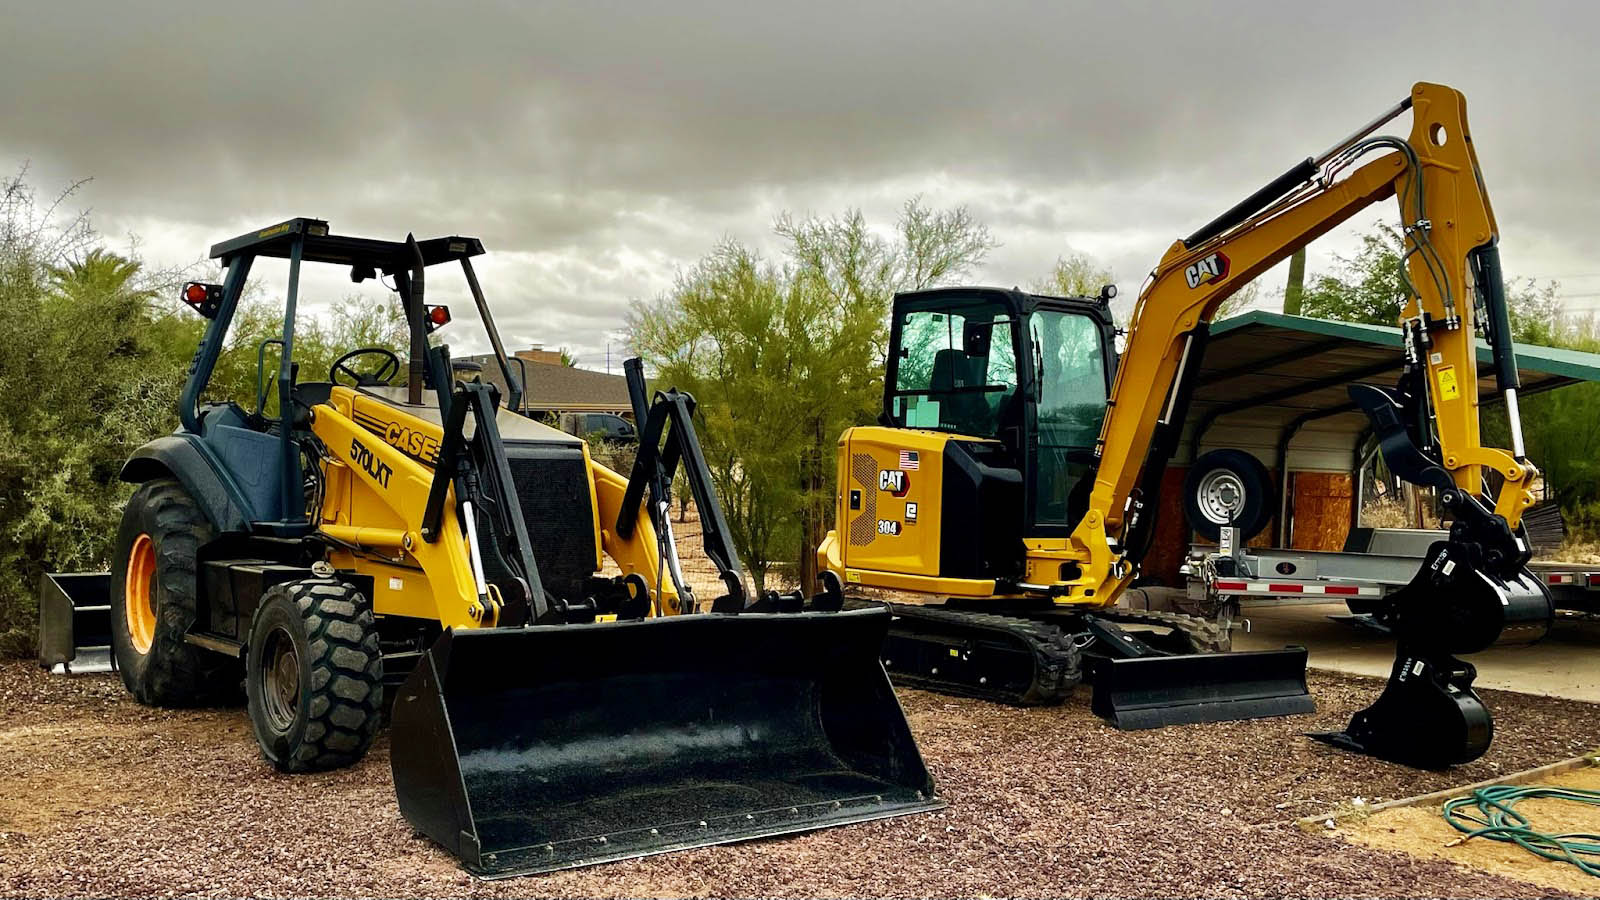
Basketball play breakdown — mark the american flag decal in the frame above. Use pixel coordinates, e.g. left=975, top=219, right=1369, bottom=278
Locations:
left=898, top=449, right=919, bottom=470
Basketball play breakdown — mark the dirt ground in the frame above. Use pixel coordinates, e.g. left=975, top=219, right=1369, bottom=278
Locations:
left=2, top=661, right=1598, bottom=898
left=1334, top=765, right=1600, bottom=896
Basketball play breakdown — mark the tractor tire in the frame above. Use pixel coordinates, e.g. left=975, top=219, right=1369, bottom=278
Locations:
left=245, top=579, right=382, bottom=772
left=110, top=477, right=241, bottom=706
left=1184, top=449, right=1275, bottom=542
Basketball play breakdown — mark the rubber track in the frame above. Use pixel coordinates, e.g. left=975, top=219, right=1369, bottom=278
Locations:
left=279, top=580, right=384, bottom=772
left=879, top=603, right=1084, bottom=706
left=1092, top=607, right=1233, bottom=654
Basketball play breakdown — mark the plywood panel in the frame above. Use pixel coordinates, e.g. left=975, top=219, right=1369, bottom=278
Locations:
left=1289, top=472, right=1353, bottom=551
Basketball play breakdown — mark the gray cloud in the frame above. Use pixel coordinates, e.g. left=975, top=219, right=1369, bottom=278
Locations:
left=3, top=0, right=1596, bottom=362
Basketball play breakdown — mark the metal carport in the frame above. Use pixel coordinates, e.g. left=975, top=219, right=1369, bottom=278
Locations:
left=1140, top=311, right=1600, bottom=583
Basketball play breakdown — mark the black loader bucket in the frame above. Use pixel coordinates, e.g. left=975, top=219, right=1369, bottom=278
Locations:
left=38, top=572, right=114, bottom=673
left=390, top=607, right=940, bottom=878
left=1090, top=647, right=1314, bottom=730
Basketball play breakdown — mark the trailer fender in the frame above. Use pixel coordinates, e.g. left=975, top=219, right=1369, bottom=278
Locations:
left=120, top=434, right=254, bottom=533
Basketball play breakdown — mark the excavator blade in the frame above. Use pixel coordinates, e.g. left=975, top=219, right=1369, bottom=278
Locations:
left=390, top=607, right=940, bottom=878
left=1090, top=647, right=1314, bottom=730
left=1311, top=544, right=1553, bottom=768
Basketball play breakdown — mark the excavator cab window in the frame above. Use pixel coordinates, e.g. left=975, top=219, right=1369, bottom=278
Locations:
left=1029, top=308, right=1110, bottom=528
left=889, top=302, right=1018, bottom=438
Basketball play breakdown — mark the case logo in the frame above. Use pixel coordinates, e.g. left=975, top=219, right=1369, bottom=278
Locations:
left=383, top=422, right=441, bottom=464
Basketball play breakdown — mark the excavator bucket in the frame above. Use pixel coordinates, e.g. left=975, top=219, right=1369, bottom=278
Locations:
left=390, top=607, right=940, bottom=878
left=1310, top=541, right=1554, bottom=768
left=1090, top=648, right=1314, bottom=730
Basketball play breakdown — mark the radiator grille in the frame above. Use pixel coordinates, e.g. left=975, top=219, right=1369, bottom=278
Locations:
left=475, top=443, right=597, bottom=602
left=848, top=453, right=879, bottom=547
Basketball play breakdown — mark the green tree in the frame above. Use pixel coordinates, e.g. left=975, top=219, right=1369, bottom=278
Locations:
left=1299, top=224, right=1409, bottom=325
left=1033, top=253, right=1114, bottom=297
left=629, top=200, right=992, bottom=592
left=0, top=191, right=194, bottom=652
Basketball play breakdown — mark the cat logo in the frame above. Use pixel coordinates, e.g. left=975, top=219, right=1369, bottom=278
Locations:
left=878, top=469, right=911, bottom=498
left=1184, top=252, right=1230, bottom=289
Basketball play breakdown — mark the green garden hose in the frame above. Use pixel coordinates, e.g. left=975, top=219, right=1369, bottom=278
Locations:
left=1442, top=784, right=1600, bottom=878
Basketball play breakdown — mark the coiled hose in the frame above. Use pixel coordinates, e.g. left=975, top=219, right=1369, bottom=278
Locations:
left=1442, top=784, right=1600, bottom=878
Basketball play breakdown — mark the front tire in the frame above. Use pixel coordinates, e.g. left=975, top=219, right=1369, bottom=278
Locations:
left=110, top=478, right=240, bottom=705
left=245, top=579, right=383, bottom=772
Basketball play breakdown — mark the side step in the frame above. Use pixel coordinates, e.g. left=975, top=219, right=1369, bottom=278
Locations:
left=1091, top=647, right=1315, bottom=729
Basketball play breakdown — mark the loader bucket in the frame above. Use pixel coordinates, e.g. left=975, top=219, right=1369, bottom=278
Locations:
left=390, top=607, right=941, bottom=878
left=38, top=572, right=114, bottom=673
left=1090, top=647, right=1314, bottom=730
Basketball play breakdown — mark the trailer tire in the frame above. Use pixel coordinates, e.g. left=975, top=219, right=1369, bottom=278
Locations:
left=110, top=477, right=241, bottom=706
left=1184, top=449, right=1275, bottom=542
left=246, top=579, right=383, bottom=773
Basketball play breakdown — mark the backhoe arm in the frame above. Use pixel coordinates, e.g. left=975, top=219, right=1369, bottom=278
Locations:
left=1073, top=82, right=1537, bottom=604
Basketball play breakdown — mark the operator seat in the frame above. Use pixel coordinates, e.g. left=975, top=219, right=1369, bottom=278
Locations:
left=930, top=349, right=993, bottom=435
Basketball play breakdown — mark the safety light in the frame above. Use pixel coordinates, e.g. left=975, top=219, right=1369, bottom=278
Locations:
left=180, top=282, right=224, bottom=319
left=425, top=305, right=452, bottom=331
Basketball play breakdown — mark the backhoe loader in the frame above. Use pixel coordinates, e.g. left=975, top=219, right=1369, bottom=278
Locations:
left=819, top=82, right=1553, bottom=767
left=41, top=220, right=937, bottom=876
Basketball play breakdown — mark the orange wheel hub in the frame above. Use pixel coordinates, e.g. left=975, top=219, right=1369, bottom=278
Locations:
left=125, top=533, right=157, bottom=654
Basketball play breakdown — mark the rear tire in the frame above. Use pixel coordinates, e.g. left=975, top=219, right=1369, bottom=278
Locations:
left=110, top=478, right=240, bottom=705
left=1184, top=449, right=1275, bottom=542
left=245, top=579, right=382, bottom=772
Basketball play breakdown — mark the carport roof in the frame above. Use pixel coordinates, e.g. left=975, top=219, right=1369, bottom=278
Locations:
left=1187, top=310, right=1600, bottom=453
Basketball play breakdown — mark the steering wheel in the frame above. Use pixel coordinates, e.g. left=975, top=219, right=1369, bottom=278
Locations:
left=330, top=348, right=401, bottom=387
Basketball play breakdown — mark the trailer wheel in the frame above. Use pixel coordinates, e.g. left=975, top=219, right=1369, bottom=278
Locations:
left=1184, top=449, right=1275, bottom=542
left=246, top=579, right=383, bottom=772
left=110, top=477, right=240, bottom=705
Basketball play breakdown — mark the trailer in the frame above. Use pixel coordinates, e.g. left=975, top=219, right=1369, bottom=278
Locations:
left=1183, top=526, right=1600, bottom=623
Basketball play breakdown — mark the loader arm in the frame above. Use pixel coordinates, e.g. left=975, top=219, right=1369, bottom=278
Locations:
left=1074, top=82, right=1537, bottom=607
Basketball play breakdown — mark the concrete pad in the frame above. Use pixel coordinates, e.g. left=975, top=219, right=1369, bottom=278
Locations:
left=1232, top=600, right=1600, bottom=702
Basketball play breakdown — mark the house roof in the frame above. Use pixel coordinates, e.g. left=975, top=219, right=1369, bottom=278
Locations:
left=458, top=355, right=633, bottom=413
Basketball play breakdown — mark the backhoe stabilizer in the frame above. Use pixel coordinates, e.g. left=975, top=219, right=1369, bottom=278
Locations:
left=390, top=607, right=941, bottom=877
left=1310, top=540, right=1552, bottom=768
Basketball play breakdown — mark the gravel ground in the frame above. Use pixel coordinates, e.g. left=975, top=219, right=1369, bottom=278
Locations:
left=1, top=660, right=1596, bottom=898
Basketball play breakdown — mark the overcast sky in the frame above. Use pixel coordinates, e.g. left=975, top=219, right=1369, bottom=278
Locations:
left=4, top=1, right=1596, bottom=367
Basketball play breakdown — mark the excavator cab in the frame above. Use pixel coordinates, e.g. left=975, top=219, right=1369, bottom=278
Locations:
left=884, top=287, right=1116, bottom=549
left=833, top=286, right=1314, bottom=724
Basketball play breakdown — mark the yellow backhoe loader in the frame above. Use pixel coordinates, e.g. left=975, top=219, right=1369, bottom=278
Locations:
left=818, top=82, right=1553, bottom=768
left=40, top=221, right=937, bottom=876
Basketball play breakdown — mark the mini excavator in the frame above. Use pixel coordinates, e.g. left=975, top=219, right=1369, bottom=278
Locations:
left=818, top=82, right=1553, bottom=768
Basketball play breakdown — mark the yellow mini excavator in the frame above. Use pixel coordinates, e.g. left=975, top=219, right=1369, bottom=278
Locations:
left=40, top=221, right=937, bottom=876
left=817, top=82, right=1553, bottom=768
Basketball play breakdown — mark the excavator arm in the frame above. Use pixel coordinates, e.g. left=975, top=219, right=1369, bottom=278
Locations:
left=1080, top=82, right=1552, bottom=767
left=1077, top=82, right=1536, bottom=601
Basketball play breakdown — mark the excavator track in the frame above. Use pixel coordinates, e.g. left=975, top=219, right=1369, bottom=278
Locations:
left=852, top=601, right=1083, bottom=706
left=1088, top=607, right=1233, bottom=654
